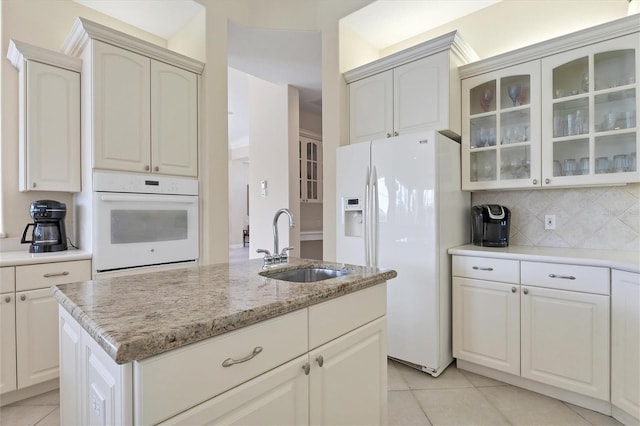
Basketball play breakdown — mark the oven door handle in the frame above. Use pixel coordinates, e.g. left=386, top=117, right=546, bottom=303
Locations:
left=99, top=194, right=197, bottom=204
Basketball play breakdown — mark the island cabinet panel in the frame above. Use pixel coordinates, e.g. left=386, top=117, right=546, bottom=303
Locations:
left=0, top=290, right=17, bottom=394
left=134, top=308, right=308, bottom=425
left=309, top=317, right=387, bottom=426
left=309, top=283, right=386, bottom=349
left=159, top=355, right=309, bottom=425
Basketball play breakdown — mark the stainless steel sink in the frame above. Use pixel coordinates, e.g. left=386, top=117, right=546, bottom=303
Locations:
left=261, top=267, right=352, bottom=283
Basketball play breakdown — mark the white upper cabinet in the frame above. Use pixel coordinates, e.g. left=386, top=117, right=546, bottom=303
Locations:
left=462, top=61, right=541, bottom=190
left=346, top=31, right=477, bottom=144
left=460, top=16, right=639, bottom=190
left=64, top=18, right=203, bottom=178
left=7, top=40, right=81, bottom=192
left=92, top=40, right=151, bottom=173
left=541, top=33, right=639, bottom=187
left=151, top=61, right=198, bottom=176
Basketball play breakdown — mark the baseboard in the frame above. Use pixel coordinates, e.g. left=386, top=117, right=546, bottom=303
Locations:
left=0, top=379, right=59, bottom=407
left=612, top=405, right=639, bottom=425
left=456, top=359, right=612, bottom=416
left=229, top=244, right=245, bottom=249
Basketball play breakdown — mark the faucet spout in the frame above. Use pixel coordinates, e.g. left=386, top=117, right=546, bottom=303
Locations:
left=273, top=208, right=295, bottom=256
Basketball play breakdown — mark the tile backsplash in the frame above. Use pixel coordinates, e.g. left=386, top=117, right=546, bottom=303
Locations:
left=471, top=183, right=640, bottom=252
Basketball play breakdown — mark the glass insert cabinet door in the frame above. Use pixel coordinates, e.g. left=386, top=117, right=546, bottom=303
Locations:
left=462, top=61, right=541, bottom=190
left=299, top=135, right=323, bottom=202
left=541, top=33, right=639, bottom=186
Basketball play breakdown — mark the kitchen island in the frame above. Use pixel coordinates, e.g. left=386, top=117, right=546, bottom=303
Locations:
left=52, top=258, right=396, bottom=425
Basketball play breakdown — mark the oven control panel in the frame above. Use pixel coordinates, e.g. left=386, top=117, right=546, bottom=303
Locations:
left=93, top=172, right=198, bottom=195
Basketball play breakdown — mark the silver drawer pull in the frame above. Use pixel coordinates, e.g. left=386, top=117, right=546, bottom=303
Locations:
left=222, top=346, right=263, bottom=367
left=548, top=274, right=576, bottom=280
left=43, top=271, right=70, bottom=278
left=472, top=266, right=493, bottom=271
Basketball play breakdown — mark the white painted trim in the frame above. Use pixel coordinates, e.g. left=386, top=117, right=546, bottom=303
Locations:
left=343, top=31, right=478, bottom=84
left=460, top=14, right=640, bottom=79
left=300, top=129, right=322, bottom=141
left=612, top=405, right=639, bottom=425
left=63, top=17, right=204, bottom=74
left=456, top=359, right=612, bottom=416
left=7, top=39, right=82, bottom=72
left=0, top=379, right=58, bottom=406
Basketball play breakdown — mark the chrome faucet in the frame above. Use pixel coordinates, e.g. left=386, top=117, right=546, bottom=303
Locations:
left=256, top=208, right=295, bottom=268
left=272, top=208, right=295, bottom=258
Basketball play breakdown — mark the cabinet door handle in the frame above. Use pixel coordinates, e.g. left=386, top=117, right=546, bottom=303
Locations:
left=472, top=266, right=493, bottom=271
left=4, top=296, right=11, bottom=303
left=43, top=271, right=70, bottom=278
left=386, top=133, right=391, bottom=138
left=532, top=179, right=538, bottom=185
left=548, top=274, right=576, bottom=280
left=302, top=362, right=311, bottom=375
left=154, top=166, right=159, bottom=172
left=20, top=294, right=26, bottom=301
left=316, top=355, right=324, bottom=367
left=394, top=131, right=398, bottom=136
left=545, top=178, right=550, bottom=184
left=144, top=165, right=150, bottom=171
left=512, top=287, right=517, bottom=293
left=523, top=288, right=529, bottom=295
left=221, top=346, right=263, bottom=367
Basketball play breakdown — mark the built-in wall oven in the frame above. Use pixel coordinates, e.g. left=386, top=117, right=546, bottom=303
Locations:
left=92, top=172, right=199, bottom=274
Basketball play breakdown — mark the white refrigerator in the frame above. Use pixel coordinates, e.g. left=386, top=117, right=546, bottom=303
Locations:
left=336, top=130, right=470, bottom=376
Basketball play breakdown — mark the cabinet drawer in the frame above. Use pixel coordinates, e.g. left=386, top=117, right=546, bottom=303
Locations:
left=134, top=308, right=308, bottom=425
left=16, top=260, right=91, bottom=291
left=453, top=256, right=520, bottom=284
left=309, top=283, right=386, bottom=349
left=521, top=261, right=609, bottom=295
left=0, top=267, right=15, bottom=293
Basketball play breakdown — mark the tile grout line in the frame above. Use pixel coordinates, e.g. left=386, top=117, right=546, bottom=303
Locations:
left=33, top=405, right=58, bottom=426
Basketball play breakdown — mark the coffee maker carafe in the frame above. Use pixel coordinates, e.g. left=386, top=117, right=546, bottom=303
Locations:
left=21, top=200, right=68, bottom=253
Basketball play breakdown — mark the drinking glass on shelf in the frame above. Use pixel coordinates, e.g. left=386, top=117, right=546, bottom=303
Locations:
left=563, top=159, right=577, bottom=176
left=507, top=84, right=522, bottom=107
left=595, top=157, right=609, bottom=174
left=553, top=160, right=562, bottom=177
left=480, top=89, right=493, bottom=112
left=579, top=157, right=589, bottom=175
left=613, top=155, right=629, bottom=173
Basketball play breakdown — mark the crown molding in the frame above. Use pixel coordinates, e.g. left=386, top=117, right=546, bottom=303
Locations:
left=63, top=17, right=205, bottom=74
left=300, top=129, right=322, bottom=140
left=343, top=30, right=478, bottom=84
left=7, top=39, right=82, bottom=72
left=459, top=14, right=640, bottom=79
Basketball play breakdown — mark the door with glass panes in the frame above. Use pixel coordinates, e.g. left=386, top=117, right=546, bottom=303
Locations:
left=462, top=61, right=541, bottom=190
left=299, top=135, right=322, bottom=203
left=541, top=33, right=639, bottom=186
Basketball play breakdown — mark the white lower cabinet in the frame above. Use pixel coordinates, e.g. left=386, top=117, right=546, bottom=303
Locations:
left=309, top=317, right=386, bottom=425
left=520, top=285, right=609, bottom=400
left=58, top=283, right=388, bottom=425
left=0, top=290, right=17, bottom=394
left=16, top=288, right=60, bottom=388
left=452, top=277, right=520, bottom=375
left=611, top=269, right=640, bottom=423
left=453, top=256, right=611, bottom=405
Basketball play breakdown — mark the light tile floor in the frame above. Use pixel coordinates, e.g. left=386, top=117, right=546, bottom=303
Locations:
left=388, top=360, right=623, bottom=426
left=1, top=360, right=623, bottom=425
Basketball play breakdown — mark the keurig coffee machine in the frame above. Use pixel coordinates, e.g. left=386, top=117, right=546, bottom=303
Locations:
left=21, top=200, right=68, bottom=253
left=471, top=204, right=511, bottom=247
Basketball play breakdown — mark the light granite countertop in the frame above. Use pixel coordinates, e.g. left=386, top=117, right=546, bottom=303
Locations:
left=0, top=248, right=92, bottom=267
left=448, top=244, right=639, bottom=274
left=52, top=258, right=396, bottom=365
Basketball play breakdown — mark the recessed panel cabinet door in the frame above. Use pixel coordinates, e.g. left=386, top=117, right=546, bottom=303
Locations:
left=452, top=277, right=520, bottom=375
left=521, top=286, right=609, bottom=400
left=158, top=356, right=309, bottom=425
left=349, top=70, right=393, bottom=144
left=92, top=40, right=151, bottom=173
left=24, top=61, right=80, bottom=192
left=16, top=288, right=60, bottom=388
left=0, top=292, right=17, bottom=394
left=309, top=317, right=387, bottom=426
left=151, top=60, right=198, bottom=177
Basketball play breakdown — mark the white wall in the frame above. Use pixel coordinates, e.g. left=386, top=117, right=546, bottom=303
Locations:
left=248, top=76, right=294, bottom=258
left=228, top=157, right=249, bottom=247
left=1, top=0, right=169, bottom=241
left=300, top=109, right=322, bottom=135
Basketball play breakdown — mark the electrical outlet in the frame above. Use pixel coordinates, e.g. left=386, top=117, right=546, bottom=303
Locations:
left=90, top=385, right=106, bottom=426
left=545, top=215, right=556, bottom=230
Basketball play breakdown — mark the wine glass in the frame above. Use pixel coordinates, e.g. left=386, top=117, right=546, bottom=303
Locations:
left=507, top=84, right=521, bottom=107
left=480, top=89, right=493, bottom=112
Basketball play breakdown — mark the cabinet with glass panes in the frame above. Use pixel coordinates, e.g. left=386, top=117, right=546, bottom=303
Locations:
left=462, top=61, right=541, bottom=190
left=541, top=33, right=639, bottom=186
left=299, top=131, right=322, bottom=203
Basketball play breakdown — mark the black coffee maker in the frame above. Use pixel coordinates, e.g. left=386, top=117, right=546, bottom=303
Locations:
left=21, top=200, right=68, bottom=253
left=471, top=204, right=511, bottom=247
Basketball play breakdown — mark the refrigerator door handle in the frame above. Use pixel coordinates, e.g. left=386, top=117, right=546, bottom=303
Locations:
left=371, top=166, right=379, bottom=268
left=364, top=166, right=371, bottom=267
